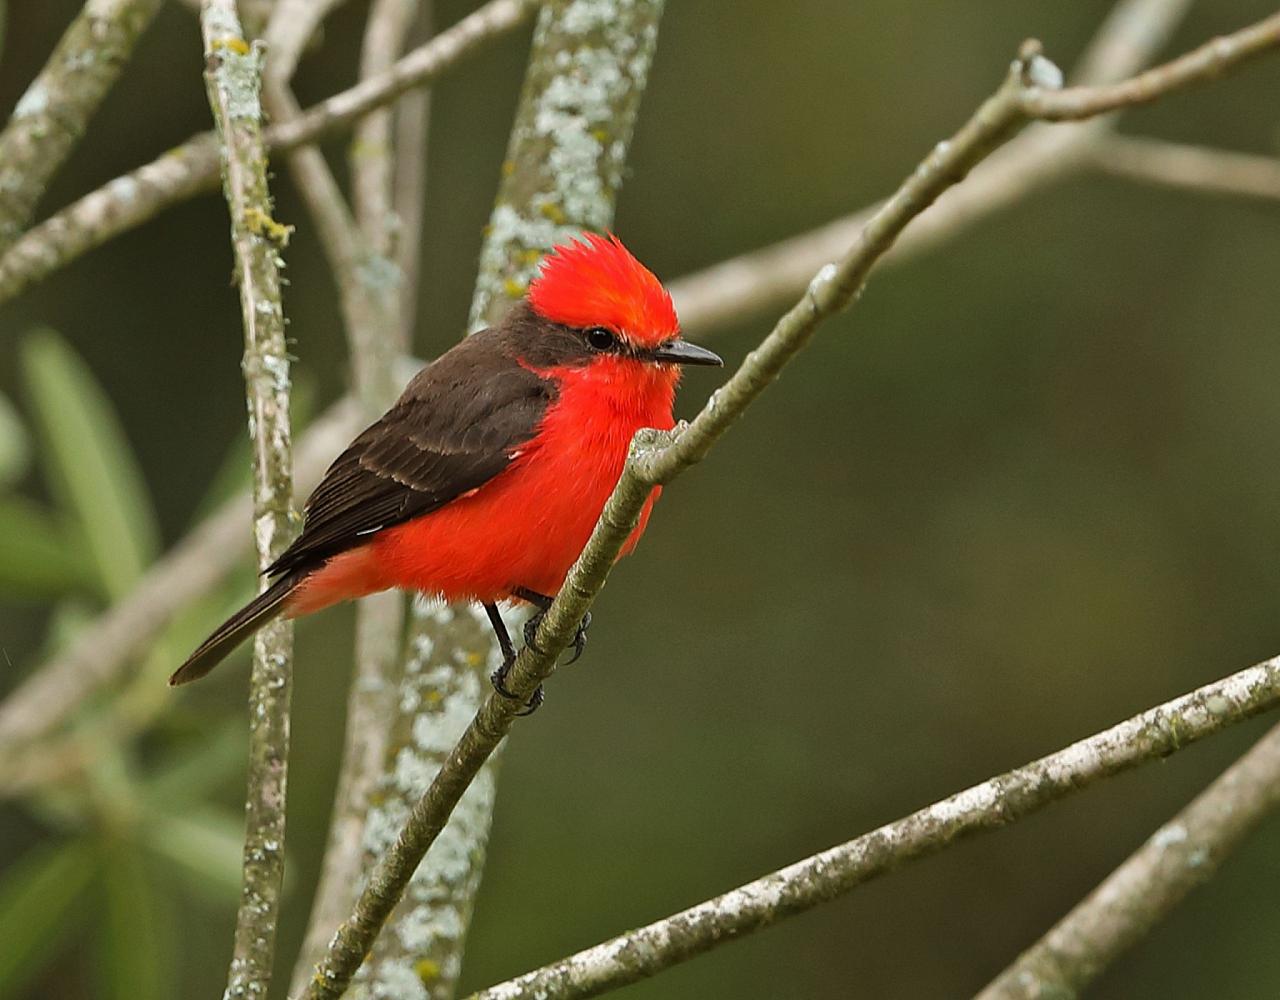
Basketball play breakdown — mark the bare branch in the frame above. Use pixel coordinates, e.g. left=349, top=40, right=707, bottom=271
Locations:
left=469, top=655, right=1280, bottom=1000
left=0, top=0, right=164, bottom=250
left=300, top=15, right=1280, bottom=998
left=668, top=0, right=1196, bottom=337
left=1021, top=13, right=1280, bottom=120
left=0, top=0, right=537, bottom=306
left=198, top=1, right=296, bottom=996
left=1090, top=133, right=1280, bottom=201
left=977, top=718, right=1280, bottom=999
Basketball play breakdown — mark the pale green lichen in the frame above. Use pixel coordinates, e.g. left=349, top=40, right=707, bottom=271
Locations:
left=350, top=600, right=509, bottom=1000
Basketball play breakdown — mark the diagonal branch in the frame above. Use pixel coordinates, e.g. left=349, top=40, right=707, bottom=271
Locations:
left=977, top=717, right=1280, bottom=998
left=299, top=14, right=1280, bottom=998
left=0, top=0, right=1196, bottom=769
left=0, top=0, right=538, bottom=307
left=198, top=2, right=296, bottom=996
left=468, top=654, right=1280, bottom=1000
left=0, top=0, right=164, bottom=250
left=667, top=0, right=1195, bottom=337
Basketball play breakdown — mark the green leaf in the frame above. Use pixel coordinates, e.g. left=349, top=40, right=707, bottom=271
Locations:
left=142, top=718, right=246, bottom=805
left=96, top=840, right=175, bottom=1000
left=139, top=806, right=246, bottom=903
left=20, top=329, right=159, bottom=598
left=0, top=497, right=96, bottom=599
left=0, top=391, right=29, bottom=488
left=0, top=839, right=96, bottom=1000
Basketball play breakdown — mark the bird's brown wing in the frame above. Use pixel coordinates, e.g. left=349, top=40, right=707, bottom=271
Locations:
left=266, top=330, right=555, bottom=578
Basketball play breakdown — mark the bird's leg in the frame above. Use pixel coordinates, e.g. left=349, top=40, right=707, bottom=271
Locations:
left=483, top=602, right=542, bottom=715
left=512, top=586, right=591, bottom=665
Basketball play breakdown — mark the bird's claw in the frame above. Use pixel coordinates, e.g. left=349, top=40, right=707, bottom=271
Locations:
left=490, top=658, right=544, bottom=716
left=522, top=608, right=591, bottom=665
left=564, top=611, right=591, bottom=665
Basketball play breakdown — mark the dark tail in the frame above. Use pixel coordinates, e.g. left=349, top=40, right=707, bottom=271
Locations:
left=169, top=573, right=301, bottom=686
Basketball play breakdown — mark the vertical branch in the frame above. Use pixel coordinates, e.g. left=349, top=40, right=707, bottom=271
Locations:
left=468, top=0, right=663, bottom=329
left=285, top=0, right=425, bottom=989
left=343, top=2, right=667, bottom=998
left=198, top=3, right=296, bottom=998
left=0, top=0, right=164, bottom=250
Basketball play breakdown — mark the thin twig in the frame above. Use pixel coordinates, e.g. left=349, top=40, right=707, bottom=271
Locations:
left=0, top=0, right=164, bottom=250
left=300, top=17, right=1280, bottom=998
left=391, top=3, right=433, bottom=347
left=285, top=0, right=422, bottom=988
left=468, top=656, right=1280, bottom=1000
left=668, top=0, right=1196, bottom=336
left=199, top=3, right=295, bottom=994
left=0, top=0, right=538, bottom=306
left=976, top=718, right=1280, bottom=999
left=1090, top=133, right=1280, bottom=201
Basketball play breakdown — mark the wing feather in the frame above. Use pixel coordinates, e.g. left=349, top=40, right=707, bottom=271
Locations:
left=266, top=328, right=554, bottom=578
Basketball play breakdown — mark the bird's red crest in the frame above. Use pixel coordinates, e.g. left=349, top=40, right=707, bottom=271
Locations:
left=528, top=233, right=679, bottom=347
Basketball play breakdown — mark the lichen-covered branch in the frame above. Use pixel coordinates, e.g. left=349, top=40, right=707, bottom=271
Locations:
left=301, top=17, right=1280, bottom=998
left=977, top=719, right=1280, bottom=999
left=198, top=2, right=295, bottom=996
left=0, top=0, right=537, bottom=307
left=338, top=4, right=667, bottom=998
left=469, top=655, right=1280, bottom=1000
left=668, top=0, right=1195, bottom=337
left=1090, top=133, right=1280, bottom=201
left=0, top=0, right=164, bottom=250
left=467, top=0, right=664, bottom=330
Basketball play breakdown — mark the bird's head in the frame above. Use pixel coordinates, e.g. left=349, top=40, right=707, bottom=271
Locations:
left=513, top=233, right=722, bottom=397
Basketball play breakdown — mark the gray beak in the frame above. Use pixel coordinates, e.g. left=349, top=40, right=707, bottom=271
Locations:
left=651, top=339, right=723, bottom=367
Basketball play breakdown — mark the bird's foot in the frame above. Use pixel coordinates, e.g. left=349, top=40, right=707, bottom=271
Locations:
left=522, top=607, right=591, bottom=664
left=490, top=655, right=544, bottom=716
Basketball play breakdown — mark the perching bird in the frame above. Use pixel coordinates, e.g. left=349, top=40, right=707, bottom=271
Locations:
left=170, top=233, right=722, bottom=707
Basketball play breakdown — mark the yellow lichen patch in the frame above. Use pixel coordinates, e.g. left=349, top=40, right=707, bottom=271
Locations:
left=425, top=690, right=443, bottom=706
left=211, top=36, right=252, bottom=56
left=501, top=159, right=516, bottom=177
left=519, top=248, right=542, bottom=266
left=503, top=277, right=527, bottom=298
left=415, top=958, right=441, bottom=984
left=538, top=202, right=567, bottom=224
left=243, top=206, right=294, bottom=247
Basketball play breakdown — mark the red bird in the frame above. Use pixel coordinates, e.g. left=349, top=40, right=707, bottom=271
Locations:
left=170, top=233, right=721, bottom=707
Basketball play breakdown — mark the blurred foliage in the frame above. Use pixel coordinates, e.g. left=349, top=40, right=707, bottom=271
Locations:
left=2, top=2, right=1280, bottom=999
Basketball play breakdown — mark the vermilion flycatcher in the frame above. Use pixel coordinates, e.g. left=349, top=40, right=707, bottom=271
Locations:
left=171, top=233, right=721, bottom=706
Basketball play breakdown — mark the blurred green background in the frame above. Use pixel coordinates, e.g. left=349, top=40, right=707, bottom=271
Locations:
left=3, top=1, right=1280, bottom=997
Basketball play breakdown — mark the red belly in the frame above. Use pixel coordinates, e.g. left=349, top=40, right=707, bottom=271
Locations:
left=287, top=376, right=670, bottom=617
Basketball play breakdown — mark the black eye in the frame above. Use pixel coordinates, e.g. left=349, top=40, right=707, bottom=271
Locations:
left=585, top=327, right=616, bottom=351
